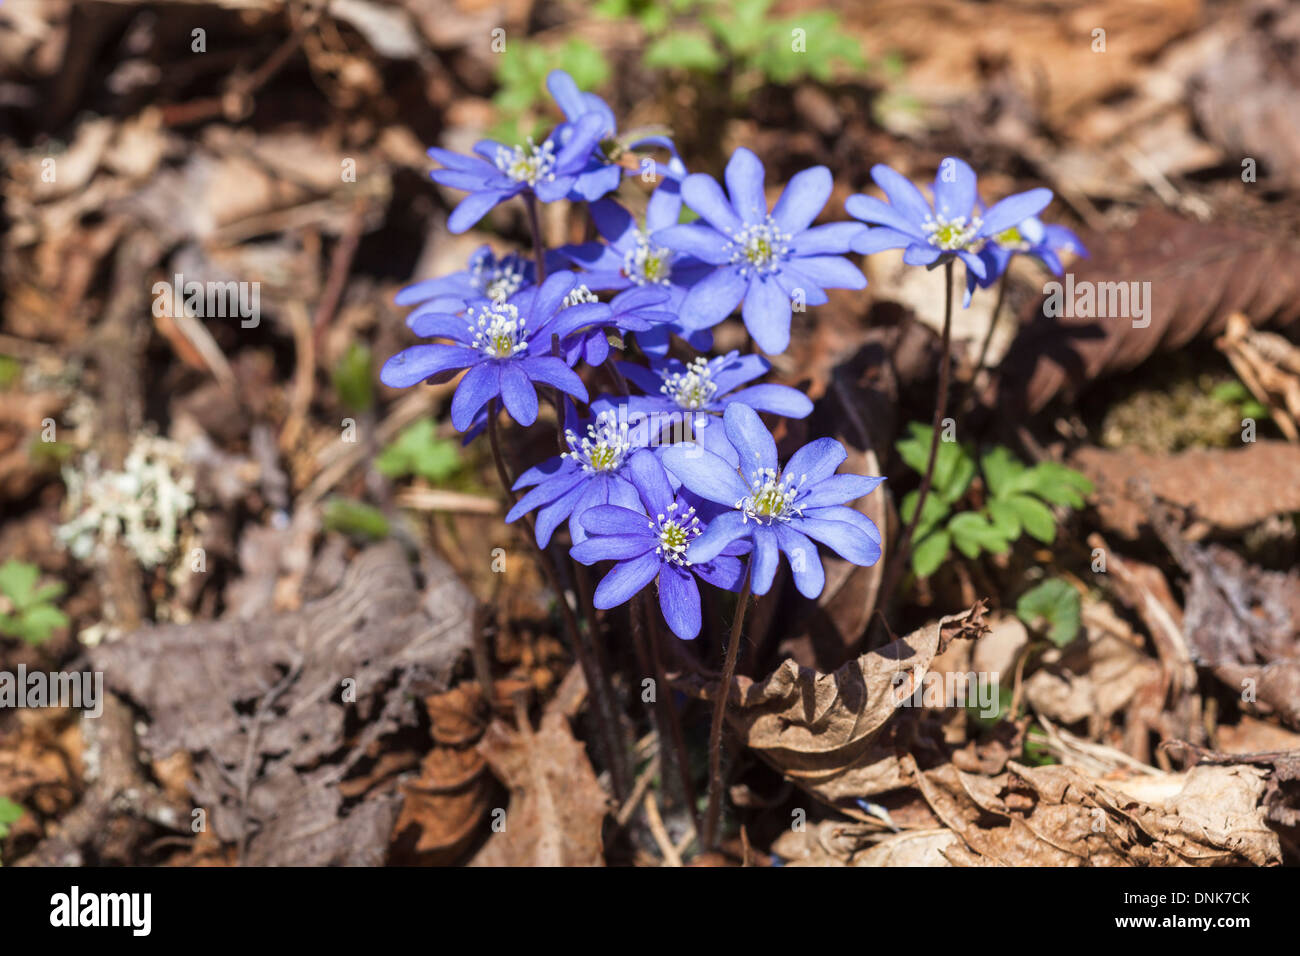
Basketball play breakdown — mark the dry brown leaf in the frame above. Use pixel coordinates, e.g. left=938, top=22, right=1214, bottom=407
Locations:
left=920, top=760, right=1280, bottom=866
left=681, top=603, right=989, bottom=819
left=996, top=209, right=1300, bottom=415
left=469, top=707, right=610, bottom=867
left=1072, top=442, right=1300, bottom=540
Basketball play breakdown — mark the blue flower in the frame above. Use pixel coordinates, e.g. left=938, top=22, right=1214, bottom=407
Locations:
left=380, top=270, right=599, bottom=430
left=395, top=246, right=537, bottom=321
left=847, top=157, right=1052, bottom=286
left=546, top=70, right=683, bottom=201
left=968, top=213, right=1089, bottom=294
left=656, top=147, right=867, bottom=354
left=661, top=403, right=884, bottom=598
left=617, top=350, right=812, bottom=423
left=561, top=183, right=714, bottom=354
left=429, top=111, right=608, bottom=234
left=571, top=451, right=749, bottom=640
left=505, top=405, right=646, bottom=547
left=556, top=284, right=677, bottom=368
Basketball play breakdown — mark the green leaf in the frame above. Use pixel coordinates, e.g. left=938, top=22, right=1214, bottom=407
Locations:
left=15, top=605, right=68, bottom=645
left=0, top=796, right=24, bottom=845
left=985, top=499, right=1021, bottom=540
left=911, top=529, right=951, bottom=578
left=376, top=420, right=462, bottom=483
left=947, top=511, right=1011, bottom=558
left=900, top=488, right=950, bottom=540
left=1022, top=462, right=1093, bottom=508
left=895, top=423, right=974, bottom=502
left=644, top=30, right=724, bottom=72
left=332, top=343, right=373, bottom=413
left=322, top=498, right=390, bottom=541
left=1016, top=578, right=1081, bottom=648
left=980, top=446, right=1027, bottom=499
left=1005, top=493, right=1056, bottom=544
left=0, top=560, right=39, bottom=606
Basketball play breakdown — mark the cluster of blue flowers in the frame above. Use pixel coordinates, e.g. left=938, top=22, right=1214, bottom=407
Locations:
left=381, top=72, right=1084, bottom=640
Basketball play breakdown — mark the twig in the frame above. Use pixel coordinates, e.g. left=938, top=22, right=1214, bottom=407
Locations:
left=644, top=789, right=683, bottom=867
left=877, top=259, right=955, bottom=611
left=702, top=562, right=752, bottom=849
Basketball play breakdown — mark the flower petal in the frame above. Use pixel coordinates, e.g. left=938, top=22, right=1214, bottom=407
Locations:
left=571, top=532, right=655, bottom=565
left=449, top=362, right=502, bottom=431
left=654, top=224, right=733, bottom=265
left=741, top=278, right=793, bottom=354
left=791, top=221, right=864, bottom=256
left=776, top=525, right=825, bottom=598
left=720, top=384, right=812, bottom=418
left=772, top=166, right=832, bottom=233
left=931, top=157, right=977, bottom=221
left=688, top=510, right=750, bottom=563
left=979, top=188, right=1053, bottom=237
left=593, top=552, right=662, bottom=608
left=681, top=266, right=748, bottom=328
left=680, top=172, right=743, bottom=234
left=724, top=147, right=768, bottom=224
left=795, top=514, right=882, bottom=566
left=447, top=189, right=513, bottom=234
left=789, top=255, right=866, bottom=290
left=797, top=474, right=884, bottom=509
left=629, top=450, right=675, bottom=516
left=658, top=566, right=702, bottom=640
left=851, top=227, right=917, bottom=256
left=660, top=445, right=749, bottom=505
left=380, top=344, right=477, bottom=388
left=723, top=402, right=778, bottom=480
left=517, top=356, right=589, bottom=403
left=845, top=193, right=924, bottom=236
left=577, top=503, right=654, bottom=538
left=750, top=528, right=779, bottom=596
left=871, top=164, right=934, bottom=224
left=784, top=437, right=847, bottom=485
left=499, top=363, right=539, bottom=426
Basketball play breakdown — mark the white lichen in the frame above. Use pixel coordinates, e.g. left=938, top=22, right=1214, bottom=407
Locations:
left=58, top=433, right=195, bottom=569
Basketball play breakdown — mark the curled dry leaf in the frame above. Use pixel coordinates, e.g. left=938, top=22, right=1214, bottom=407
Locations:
left=470, top=673, right=610, bottom=867
left=995, top=208, right=1300, bottom=415
left=1071, top=441, right=1300, bottom=540
left=680, top=603, right=990, bottom=820
left=919, top=760, right=1281, bottom=867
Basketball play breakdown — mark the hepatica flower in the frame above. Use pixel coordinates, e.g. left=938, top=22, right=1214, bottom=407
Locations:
left=506, top=406, right=645, bottom=547
left=562, top=184, right=713, bottom=354
left=571, top=452, right=748, bottom=639
left=556, top=284, right=676, bottom=367
left=972, top=212, right=1089, bottom=289
left=617, top=350, right=812, bottom=422
left=847, top=157, right=1052, bottom=285
left=657, top=147, right=866, bottom=354
left=661, top=403, right=883, bottom=598
left=380, top=271, right=600, bottom=430
left=429, top=111, right=607, bottom=233
left=395, top=245, right=536, bottom=320
left=547, top=70, right=682, bottom=200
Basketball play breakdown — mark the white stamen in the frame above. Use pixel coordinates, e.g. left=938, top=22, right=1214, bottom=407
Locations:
left=563, top=411, right=632, bottom=474
left=736, top=464, right=805, bottom=524
left=726, top=216, right=791, bottom=277
left=494, top=138, right=557, bottom=187
left=922, top=214, right=984, bottom=251
left=467, top=301, right=527, bottom=359
left=623, top=230, right=673, bottom=286
left=660, top=356, right=718, bottom=411
left=650, top=501, right=701, bottom=566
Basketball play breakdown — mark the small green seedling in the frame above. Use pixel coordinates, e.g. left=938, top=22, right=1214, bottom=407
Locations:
left=332, top=343, right=374, bottom=414
left=0, top=797, right=26, bottom=866
left=0, top=560, right=68, bottom=645
left=1016, top=577, right=1082, bottom=648
left=376, top=420, right=463, bottom=483
left=897, top=424, right=1094, bottom=577
left=322, top=498, right=390, bottom=541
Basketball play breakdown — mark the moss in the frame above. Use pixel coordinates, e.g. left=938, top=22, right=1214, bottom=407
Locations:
left=1100, top=374, right=1243, bottom=454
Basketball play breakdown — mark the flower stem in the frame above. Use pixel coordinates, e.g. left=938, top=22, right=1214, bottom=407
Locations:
left=525, top=193, right=547, bottom=283
left=635, top=593, right=702, bottom=841
left=486, top=400, right=630, bottom=801
left=702, top=563, right=752, bottom=850
left=880, top=259, right=955, bottom=605
left=973, top=266, right=1011, bottom=372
